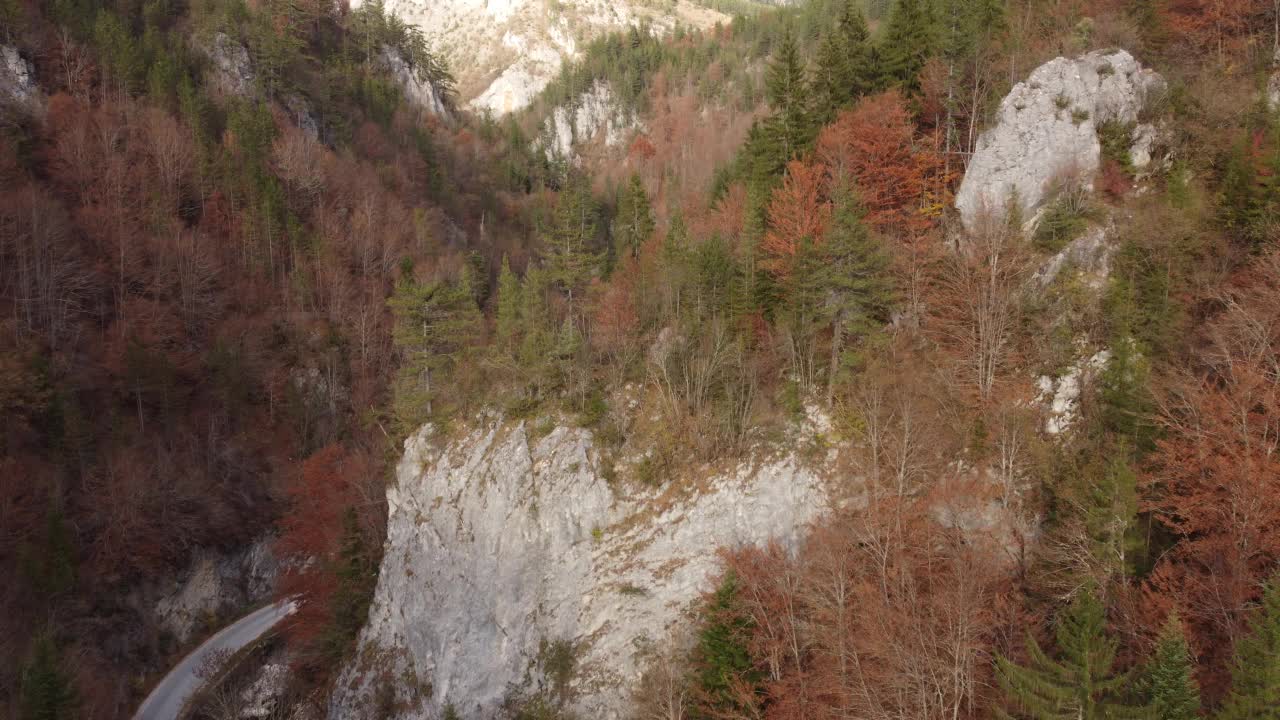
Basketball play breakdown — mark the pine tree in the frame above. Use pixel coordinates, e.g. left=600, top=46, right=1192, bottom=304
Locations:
left=821, top=179, right=893, bottom=404
left=759, top=29, right=813, bottom=178
left=693, top=572, right=758, bottom=717
left=613, top=173, right=655, bottom=262
left=389, top=273, right=481, bottom=421
left=1145, top=614, right=1200, bottom=720
left=324, top=506, right=374, bottom=663
left=1099, top=332, right=1155, bottom=451
left=877, top=0, right=939, bottom=92
left=996, top=588, right=1145, bottom=720
left=541, top=175, right=604, bottom=309
left=20, top=632, right=77, bottom=720
left=495, top=255, right=522, bottom=353
left=1216, top=578, right=1280, bottom=720
left=811, top=0, right=874, bottom=121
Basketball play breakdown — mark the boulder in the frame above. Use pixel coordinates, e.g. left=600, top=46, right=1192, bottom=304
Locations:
left=955, top=49, right=1165, bottom=231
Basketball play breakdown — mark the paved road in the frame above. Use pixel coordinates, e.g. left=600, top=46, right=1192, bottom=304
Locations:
left=133, top=600, right=296, bottom=720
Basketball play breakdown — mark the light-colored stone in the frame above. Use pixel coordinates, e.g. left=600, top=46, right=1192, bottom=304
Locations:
left=0, top=45, right=39, bottom=110
left=156, top=537, right=280, bottom=644
left=206, top=32, right=256, bottom=97
left=1032, top=222, right=1112, bottom=289
left=1037, top=349, right=1110, bottom=435
left=956, top=50, right=1165, bottom=230
left=539, top=80, right=638, bottom=164
left=329, top=420, right=829, bottom=719
left=242, top=663, right=290, bottom=719
left=381, top=47, right=451, bottom=118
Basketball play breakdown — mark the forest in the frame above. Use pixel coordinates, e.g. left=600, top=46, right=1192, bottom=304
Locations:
left=4, top=0, right=1280, bottom=718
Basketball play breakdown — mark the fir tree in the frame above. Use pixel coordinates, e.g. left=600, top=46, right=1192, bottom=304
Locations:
left=811, top=0, right=874, bottom=121
left=1216, top=578, right=1280, bottom=720
left=877, top=0, right=939, bottom=92
left=20, top=632, right=77, bottom=720
left=693, top=572, right=758, bottom=717
left=821, top=179, right=893, bottom=404
left=494, top=255, right=522, bottom=353
left=761, top=29, right=813, bottom=176
left=324, top=507, right=375, bottom=663
left=1145, top=614, right=1200, bottom=720
left=613, top=173, right=655, bottom=262
left=996, top=588, right=1145, bottom=720
left=389, top=272, right=481, bottom=421
left=541, top=175, right=604, bottom=308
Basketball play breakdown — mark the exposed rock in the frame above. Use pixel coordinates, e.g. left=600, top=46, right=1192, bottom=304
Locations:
left=1129, top=122, right=1157, bottom=170
left=1032, top=222, right=1112, bottom=289
left=955, top=49, right=1165, bottom=230
left=241, top=662, right=290, bottom=719
left=381, top=47, right=451, bottom=118
left=329, top=420, right=829, bottom=719
left=360, top=0, right=726, bottom=115
left=206, top=32, right=256, bottom=96
left=1268, top=48, right=1280, bottom=111
left=540, top=80, right=638, bottom=164
left=156, top=536, right=280, bottom=644
left=0, top=45, right=39, bottom=111
left=283, top=94, right=319, bottom=139
left=1037, top=349, right=1110, bottom=435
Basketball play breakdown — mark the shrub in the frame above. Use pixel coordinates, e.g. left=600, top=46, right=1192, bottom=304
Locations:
left=1034, top=182, right=1094, bottom=252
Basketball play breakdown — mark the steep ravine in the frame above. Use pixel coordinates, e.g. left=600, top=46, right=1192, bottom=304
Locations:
left=329, top=419, right=830, bottom=719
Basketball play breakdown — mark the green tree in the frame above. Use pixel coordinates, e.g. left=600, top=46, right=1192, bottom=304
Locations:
left=541, top=176, right=604, bottom=309
left=1098, top=333, right=1155, bottom=451
left=1217, top=577, right=1280, bottom=720
left=996, top=588, right=1145, bottom=720
left=324, top=506, right=375, bottom=663
left=1145, top=614, right=1200, bottom=720
left=495, top=255, right=523, bottom=353
left=692, top=572, right=758, bottom=718
left=821, top=179, right=893, bottom=404
left=811, top=0, right=874, bottom=121
left=20, top=632, right=77, bottom=720
left=876, top=0, right=939, bottom=92
left=389, top=273, right=480, bottom=422
left=759, top=29, right=813, bottom=178
left=613, top=174, right=655, bottom=263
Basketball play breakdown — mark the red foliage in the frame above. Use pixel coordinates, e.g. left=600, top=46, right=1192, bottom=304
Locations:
left=762, top=161, right=831, bottom=278
left=815, top=91, right=950, bottom=236
left=1098, top=159, right=1132, bottom=200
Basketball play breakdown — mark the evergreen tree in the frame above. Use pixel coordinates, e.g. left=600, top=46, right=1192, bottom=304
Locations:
left=1217, top=578, right=1280, bottom=720
left=20, top=632, right=77, bottom=720
left=760, top=29, right=813, bottom=177
left=494, top=255, right=522, bottom=353
left=1099, top=333, right=1155, bottom=451
left=821, top=179, right=893, bottom=404
left=811, top=0, right=874, bottom=121
left=1145, top=614, right=1200, bottom=720
left=877, top=0, right=939, bottom=92
left=541, top=176, right=604, bottom=308
left=389, top=272, right=481, bottom=421
left=692, top=572, right=758, bottom=717
left=996, top=588, right=1145, bottom=720
left=324, top=507, right=375, bottom=663
left=613, top=173, right=655, bottom=262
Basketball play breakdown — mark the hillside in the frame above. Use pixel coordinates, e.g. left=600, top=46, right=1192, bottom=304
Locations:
left=5, top=1, right=1280, bottom=720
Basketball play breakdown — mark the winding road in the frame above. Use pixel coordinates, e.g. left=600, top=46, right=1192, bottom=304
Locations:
left=133, top=600, right=296, bottom=720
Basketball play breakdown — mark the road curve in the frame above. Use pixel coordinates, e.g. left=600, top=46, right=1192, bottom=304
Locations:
left=134, top=600, right=296, bottom=720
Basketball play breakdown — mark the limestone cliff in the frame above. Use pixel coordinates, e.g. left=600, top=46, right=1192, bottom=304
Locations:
left=955, top=49, right=1165, bottom=230
left=329, top=420, right=829, bottom=719
left=539, top=80, right=638, bottom=165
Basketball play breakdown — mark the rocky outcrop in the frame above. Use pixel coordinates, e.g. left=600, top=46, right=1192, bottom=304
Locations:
left=0, top=45, right=39, bottom=111
left=1032, top=222, right=1113, bottom=289
left=205, top=32, right=256, bottom=96
left=329, top=420, right=829, bottom=719
left=540, top=80, right=638, bottom=164
left=156, top=537, right=279, bottom=644
left=956, top=50, right=1165, bottom=230
left=381, top=47, right=451, bottom=118
left=361, top=0, right=726, bottom=114
left=1037, top=349, right=1110, bottom=435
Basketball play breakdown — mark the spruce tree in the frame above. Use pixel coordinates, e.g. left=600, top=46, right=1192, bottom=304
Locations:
left=325, top=507, right=374, bottom=663
left=761, top=29, right=813, bottom=175
left=389, top=272, right=481, bottom=421
left=541, top=175, right=604, bottom=308
left=996, top=588, right=1145, bottom=720
left=613, top=173, right=655, bottom=262
left=495, top=255, right=522, bottom=353
left=1217, top=578, right=1280, bottom=720
left=1145, top=614, right=1200, bottom=720
left=693, top=572, right=758, bottom=717
left=877, top=0, right=939, bottom=92
left=821, top=179, right=893, bottom=404
left=20, top=632, right=77, bottom=720
left=811, top=0, right=874, bottom=121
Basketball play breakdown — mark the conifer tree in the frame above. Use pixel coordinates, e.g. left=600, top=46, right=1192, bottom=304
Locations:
left=877, top=0, right=939, bottom=92
left=20, top=632, right=77, bottom=720
left=613, top=173, right=655, bottom=262
left=811, top=0, right=874, bottom=121
left=389, top=272, right=481, bottom=421
left=996, top=588, right=1145, bottom=720
left=541, top=176, right=604, bottom=308
left=1145, top=614, right=1200, bottom=720
left=821, top=179, right=893, bottom=404
left=1216, top=578, right=1280, bottom=720
left=324, top=506, right=374, bottom=663
left=494, top=255, right=522, bottom=353
left=759, top=29, right=813, bottom=178
left=693, top=572, right=758, bottom=717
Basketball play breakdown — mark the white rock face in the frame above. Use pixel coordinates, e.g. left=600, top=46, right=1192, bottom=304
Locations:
left=0, top=45, right=39, bottom=110
left=1032, top=222, right=1112, bottom=289
left=206, top=32, right=256, bottom=96
left=156, top=537, right=280, bottom=643
left=360, top=0, right=726, bottom=115
left=329, top=420, right=829, bottom=719
left=381, top=47, right=451, bottom=118
left=956, top=50, right=1165, bottom=230
left=1037, top=349, right=1111, bottom=435
left=540, top=80, right=638, bottom=163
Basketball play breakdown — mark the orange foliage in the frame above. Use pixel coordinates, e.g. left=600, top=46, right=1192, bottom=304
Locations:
left=762, top=161, right=831, bottom=277
left=815, top=91, right=950, bottom=236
